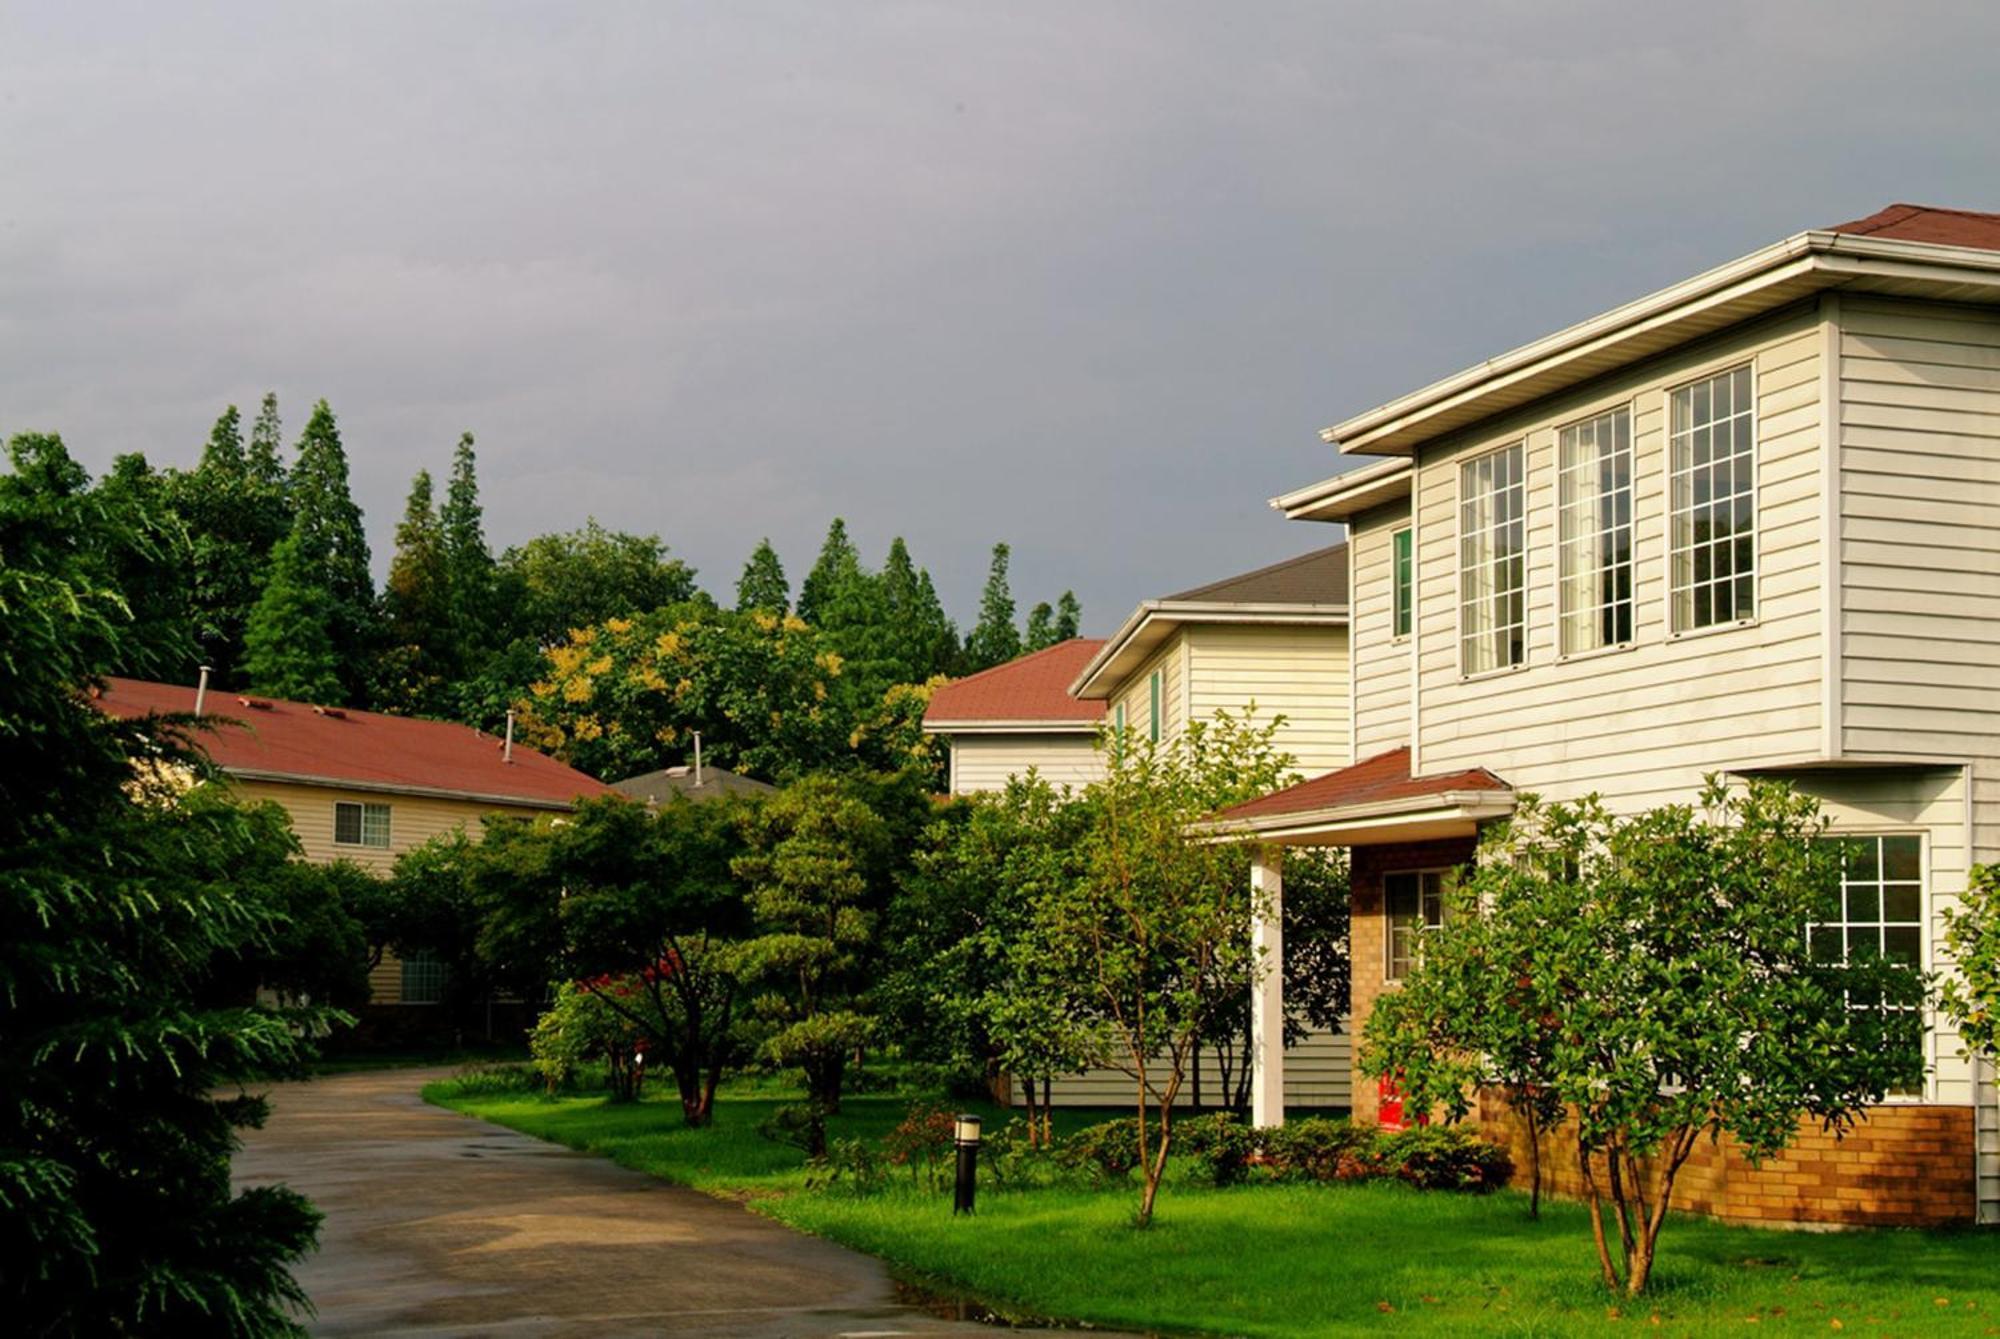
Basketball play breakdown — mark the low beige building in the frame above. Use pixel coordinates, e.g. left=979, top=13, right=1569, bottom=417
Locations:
left=96, top=676, right=608, bottom=1005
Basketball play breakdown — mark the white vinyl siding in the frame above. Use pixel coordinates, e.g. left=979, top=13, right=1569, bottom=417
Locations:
left=1182, top=623, right=1351, bottom=776
left=1046, top=1026, right=1352, bottom=1110
left=1458, top=443, right=1527, bottom=676
left=945, top=733, right=1105, bottom=796
left=1413, top=305, right=1823, bottom=809
left=1557, top=406, right=1634, bottom=655
left=1669, top=364, right=1758, bottom=631
left=1349, top=506, right=1412, bottom=760
left=1108, top=638, right=1185, bottom=753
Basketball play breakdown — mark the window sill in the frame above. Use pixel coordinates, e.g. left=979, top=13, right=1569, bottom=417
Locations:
left=1555, top=640, right=1637, bottom=666
left=1667, top=616, right=1759, bottom=643
left=1457, top=661, right=1530, bottom=685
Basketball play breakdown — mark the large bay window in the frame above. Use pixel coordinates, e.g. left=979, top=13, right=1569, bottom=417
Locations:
left=1557, top=407, right=1634, bottom=655
left=1458, top=443, right=1526, bottom=675
left=1669, top=364, right=1756, bottom=631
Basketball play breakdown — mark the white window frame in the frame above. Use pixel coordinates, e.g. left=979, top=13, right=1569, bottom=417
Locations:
left=1665, top=362, right=1758, bottom=637
left=1456, top=441, right=1528, bottom=679
left=1391, top=526, right=1413, bottom=643
left=1384, top=868, right=1450, bottom=983
left=398, top=951, right=448, bottom=1006
left=1810, top=830, right=1931, bottom=1102
left=333, top=800, right=392, bottom=849
left=1555, top=403, right=1637, bottom=659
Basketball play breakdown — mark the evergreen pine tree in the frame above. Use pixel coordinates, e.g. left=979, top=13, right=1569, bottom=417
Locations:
left=198, top=404, right=246, bottom=477
left=172, top=405, right=296, bottom=685
left=963, top=542, right=1022, bottom=670
left=379, top=470, right=452, bottom=711
left=245, top=391, right=286, bottom=492
left=879, top=538, right=957, bottom=679
left=1053, top=590, right=1082, bottom=641
left=1024, top=601, right=1056, bottom=652
left=440, top=432, right=498, bottom=670
left=736, top=537, right=791, bottom=613
left=243, top=528, right=342, bottom=703
left=795, top=518, right=860, bottom=627
left=287, top=400, right=374, bottom=702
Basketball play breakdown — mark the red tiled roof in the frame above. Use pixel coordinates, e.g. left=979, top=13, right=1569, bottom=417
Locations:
left=93, top=677, right=609, bottom=807
left=923, top=639, right=1108, bottom=726
left=1215, top=747, right=1508, bottom=823
left=1829, top=203, right=2000, bottom=252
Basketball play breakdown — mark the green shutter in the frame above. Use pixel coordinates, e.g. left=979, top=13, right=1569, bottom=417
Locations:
left=1148, top=669, right=1162, bottom=742
left=1393, top=528, right=1413, bottom=639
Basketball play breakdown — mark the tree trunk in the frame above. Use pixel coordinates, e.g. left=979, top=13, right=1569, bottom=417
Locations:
left=1524, top=1104, right=1542, bottom=1220
left=1137, top=1121, right=1172, bottom=1228
left=1578, top=1145, right=1622, bottom=1292
left=1190, top=1040, right=1203, bottom=1112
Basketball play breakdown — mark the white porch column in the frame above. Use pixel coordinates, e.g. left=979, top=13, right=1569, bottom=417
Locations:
left=1249, top=845, right=1285, bottom=1129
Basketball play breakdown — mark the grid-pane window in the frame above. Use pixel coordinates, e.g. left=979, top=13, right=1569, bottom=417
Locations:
left=1392, top=528, right=1413, bottom=639
left=1385, top=870, right=1448, bottom=981
left=1148, top=669, right=1162, bottom=743
left=1458, top=444, right=1526, bottom=675
left=399, top=952, right=448, bottom=1005
left=1558, top=407, right=1634, bottom=655
left=1669, top=365, right=1756, bottom=631
left=334, top=800, right=391, bottom=848
left=1811, top=835, right=1924, bottom=1086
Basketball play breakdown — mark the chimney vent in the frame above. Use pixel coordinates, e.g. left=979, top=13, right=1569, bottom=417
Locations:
left=504, top=710, right=516, bottom=764
left=194, top=665, right=211, bottom=717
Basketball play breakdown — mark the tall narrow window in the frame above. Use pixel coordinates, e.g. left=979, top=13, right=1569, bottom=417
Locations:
left=1458, top=444, right=1526, bottom=675
left=1811, top=835, right=1925, bottom=1087
left=1669, top=364, right=1756, bottom=631
left=1558, top=407, right=1634, bottom=655
left=1148, top=668, right=1162, bottom=742
left=1391, top=527, right=1413, bottom=640
left=333, top=800, right=391, bottom=849
left=1112, top=701, right=1127, bottom=761
left=1385, top=869, right=1448, bottom=981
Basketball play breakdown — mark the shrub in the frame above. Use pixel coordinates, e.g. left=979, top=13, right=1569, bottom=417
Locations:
left=1261, top=1117, right=1373, bottom=1182
left=807, top=1137, right=887, bottom=1195
left=1375, top=1125, right=1511, bottom=1192
left=983, top=1117, right=1062, bottom=1191
left=442, top=1062, right=543, bottom=1098
left=757, top=1101, right=830, bottom=1159
left=530, top=979, right=653, bottom=1099
left=884, top=1102, right=958, bottom=1191
left=1174, top=1112, right=1256, bottom=1186
left=1056, top=1118, right=1142, bottom=1183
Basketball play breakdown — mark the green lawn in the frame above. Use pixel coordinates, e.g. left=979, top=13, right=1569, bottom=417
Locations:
left=426, top=1074, right=2000, bottom=1337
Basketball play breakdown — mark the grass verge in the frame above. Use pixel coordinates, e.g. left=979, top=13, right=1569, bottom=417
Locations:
left=427, top=1073, right=2000, bottom=1336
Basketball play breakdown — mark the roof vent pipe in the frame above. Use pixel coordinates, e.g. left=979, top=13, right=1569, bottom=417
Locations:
left=693, top=731, right=703, bottom=788
left=194, top=665, right=212, bottom=718
left=504, top=710, right=515, bottom=764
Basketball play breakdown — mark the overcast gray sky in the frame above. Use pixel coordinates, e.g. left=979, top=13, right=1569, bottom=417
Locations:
left=4, top=2, right=1996, bottom=632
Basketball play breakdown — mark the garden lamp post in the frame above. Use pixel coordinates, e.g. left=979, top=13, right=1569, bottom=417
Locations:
left=953, top=1114, right=981, bottom=1215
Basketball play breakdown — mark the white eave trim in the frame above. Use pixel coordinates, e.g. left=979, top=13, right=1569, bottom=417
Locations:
left=1272, top=457, right=1413, bottom=522
left=223, top=766, right=584, bottom=811
left=1322, top=230, right=2000, bottom=457
left=921, top=719, right=1103, bottom=736
left=1194, top=789, right=1516, bottom=843
left=1069, top=601, right=1349, bottom=698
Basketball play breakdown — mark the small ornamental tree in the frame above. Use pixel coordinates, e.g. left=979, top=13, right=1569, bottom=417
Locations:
left=1028, top=709, right=1296, bottom=1226
left=1361, top=779, right=1928, bottom=1295
left=1942, top=864, right=2000, bottom=1066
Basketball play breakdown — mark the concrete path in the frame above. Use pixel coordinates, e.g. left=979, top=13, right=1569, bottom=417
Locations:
left=233, top=1068, right=1081, bottom=1338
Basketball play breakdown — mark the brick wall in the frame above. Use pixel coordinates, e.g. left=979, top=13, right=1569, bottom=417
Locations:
left=1476, top=1092, right=1975, bottom=1227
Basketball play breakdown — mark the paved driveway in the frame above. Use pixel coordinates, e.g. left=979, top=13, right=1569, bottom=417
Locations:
left=233, top=1068, right=1078, bottom=1338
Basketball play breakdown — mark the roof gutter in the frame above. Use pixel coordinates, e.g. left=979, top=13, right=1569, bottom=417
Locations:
left=1193, top=789, right=1517, bottom=844
left=223, top=766, right=586, bottom=811
left=1271, top=457, right=1413, bottom=523
left=921, top=719, right=1104, bottom=736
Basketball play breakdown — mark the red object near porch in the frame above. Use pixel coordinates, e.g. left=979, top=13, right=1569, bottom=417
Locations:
left=1377, top=1076, right=1428, bottom=1132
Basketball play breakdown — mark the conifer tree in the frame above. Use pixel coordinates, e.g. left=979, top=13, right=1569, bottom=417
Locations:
left=1053, top=590, right=1082, bottom=641
left=246, top=391, right=286, bottom=491
left=440, top=432, right=498, bottom=669
left=963, top=542, right=1022, bottom=671
left=736, top=537, right=791, bottom=614
left=173, top=405, right=292, bottom=685
left=1024, top=601, right=1056, bottom=652
left=287, top=400, right=374, bottom=701
left=379, top=470, right=452, bottom=711
left=878, top=537, right=958, bottom=681
left=198, top=403, right=246, bottom=477
left=243, top=529, right=342, bottom=703
left=796, top=518, right=860, bottom=627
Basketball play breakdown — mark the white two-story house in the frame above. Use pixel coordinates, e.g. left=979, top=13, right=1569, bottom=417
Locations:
left=1212, top=203, right=2000, bottom=1228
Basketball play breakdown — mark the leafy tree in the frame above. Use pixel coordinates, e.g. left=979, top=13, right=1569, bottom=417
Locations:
left=500, top=519, right=700, bottom=644
left=850, top=678, right=948, bottom=787
left=1026, top=709, right=1296, bottom=1225
left=1941, top=863, right=2000, bottom=1067
left=286, top=400, right=375, bottom=702
left=473, top=796, right=753, bottom=1124
left=1362, top=781, right=1928, bottom=1295
left=1, top=429, right=337, bottom=1334
left=1023, top=601, right=1056, bottom=652
left=735, top=537, right=790, bottom=614
left=795, top=518, right=860, bottom=628
left=377, top=470, right=452, bottom=713
left=515, top=605, right=851, bottom=782
left=86, top=451, right=201, bottom=678
left=441, top=432, right=500, bottom=673
left=733, top=775, right=893, bottom=1115
left=1053, top=590, right=1082, bottom=641
left=243, top=530, right=342, bottom=704
left=962, top=542, right=1021, bottom=671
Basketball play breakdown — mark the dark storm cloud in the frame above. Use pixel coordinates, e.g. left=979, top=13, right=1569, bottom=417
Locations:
left=4, top=1, right=1996, bottom=627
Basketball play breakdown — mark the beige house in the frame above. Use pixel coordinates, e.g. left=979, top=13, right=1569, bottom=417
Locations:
left=96, top=676, right=608, bottom=1005
left=922, top=638, right=1110, bottom=796
left=1215, top=202, right=2000, bottom=1227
